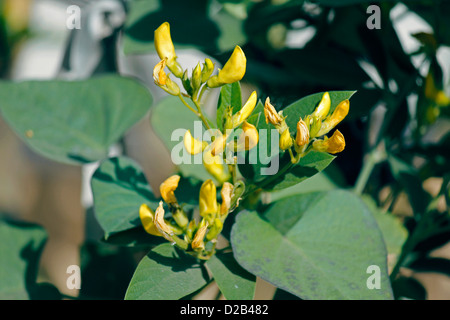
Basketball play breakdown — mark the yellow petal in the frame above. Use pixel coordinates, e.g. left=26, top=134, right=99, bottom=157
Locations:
left=207, top=46, right=246, bottom=87
left=232, top=91, right=257, bottom=128
left=313, top=92, right=331, bottom=120
left=160, top=175, right=180, bottom=204
left=184, top=130, right=207, bottom=155
left=199, top=179, right=218, bottom=220
left=220, top=182, right=234, bottom=216
left=313, top=130, right=345, bottom=154
left=236, top=121, right=259, bottom=151
left=203, top=148, right=230, bottom=183
left=317, top=100, right=350, bottom=137
left=153, top=59, right=167, bottom=86
left=191, top=222, right=208, bottom=250
left=210, top=133, right=228, bottom=156
left=295, top=118, right=310, bottom=147
left=154, top=201, right=174, bottom=241
left=154, top=22, right=176, bottom=64
left=139, top=204, right=162, bottom=236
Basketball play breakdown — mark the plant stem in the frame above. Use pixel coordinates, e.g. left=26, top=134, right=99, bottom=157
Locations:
left=192, top=98, right=212, bottom=130
left=178, top=94, right=199, bottom=115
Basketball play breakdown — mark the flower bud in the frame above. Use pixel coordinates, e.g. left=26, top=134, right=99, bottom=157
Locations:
left=279, top=128, right=293, bottom=150
left=201, top=58, right=215, bottom=83
left=206, top=218, right=223, bottom=242
left=191, top=62, right=202, bottom=91
left=199, top=179, right=218, bottom=223
left=264, top=97, right=283, bottom=126
left=160, top=175, right=180, bottom=205
left=295, top=118, right=310, bottom=147
left=313, top=92, right=331, bottom=121
left=232, top=91, right=257, bottom=128
left=154, top=22, right=183, bottom=77
left=207, top=46, right=246, bottom=87
left=312, top=129, right=346, bottom=154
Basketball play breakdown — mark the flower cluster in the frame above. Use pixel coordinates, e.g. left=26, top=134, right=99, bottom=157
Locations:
left=264, top=92, right=349, bottom=163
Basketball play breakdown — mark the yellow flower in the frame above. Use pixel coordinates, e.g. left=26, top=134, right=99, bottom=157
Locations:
left=312, top=92, right=331, bottom=121
left=203, top=148, right=230, bottom=183
left=154, top=201, right=175, bottom=241
left=210, top=133, right=228, bottom=156
left=154, top=22, right=183, bottom=77
left=279, top=128, right=293, bottom=151
left=199, top=179, right=218, bottom=223
left=295, top=117, right=310, bottom=147
left=153, top=59, right=180, bottom=96
left=139, top=204, right=162, bottom=236
left=317, top=100, right=349, bottom=137
left=236, top=121, right=259, bottom=152
left=220, top=182, right=234, bottom=216
left=231, top=91, right=257, bottom=128
left=201, top=58, right=215, bottom=83
left=264, top=97, right=283, bottom=126
left=191, top=221, right=209, bottom=251
left=160, top=175, right=180, bottom=205
left=207, top=46, right=246, bottom=88
left=184, top=130, right=208, bottom=155
left=312, top=130, right=346, bottom=154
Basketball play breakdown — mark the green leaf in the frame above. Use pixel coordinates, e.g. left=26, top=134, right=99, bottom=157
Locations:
left=206, top=252, right=256, bottom=300
left=231, top=190, right=394, bottom=300
left=216, top=82, right=242, bottom=130
left=0, top=218, right=59, bottom=300
left=151, top=96, right=211, bottom=181
left=125, top=243, right=209, bottom=300
left=361, top=195, right=408, bottom=256
left=239, top=91, right=355, bottom=191
left=0, top=75, right=152, bottom=165
left=91, top=156, right=159, bottom=238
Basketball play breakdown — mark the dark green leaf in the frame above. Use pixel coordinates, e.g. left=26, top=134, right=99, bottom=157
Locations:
left=125, top=243, right=209, bottom=300
left=216, top=82, right=242, bottom=130
left=206, top=252, right=256, bottom=300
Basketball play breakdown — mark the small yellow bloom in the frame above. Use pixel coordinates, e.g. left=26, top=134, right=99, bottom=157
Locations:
left=154, top=201, right=175, bottom=241
left=278, top=128, right=292, bottom=151
left=203, top=148, right=230, bottom=183
left=313, top=92, right=331, bottom=121
left=199, top=179, right=218, bottom=222
left=153, top=59, right=180, bottom=96
left=201, top=58, right=215, bottom=83
left=295, top=118, right=310, bottom=147
left=154, top=22, right=183, bottom=77
left=317, top=99, right=349, bottom=136
left=191, top=222, right=209, bottom=251
left=236, top=121, right=259, bottom=152
left=220, top=182, right=234, bottom=216
left=232, top=91, right=257, bottom=128
left=312, top=130, right=346, bottom=154
left=184, top=130, right=208, bottom=155
left=139, top=204, right=162, bottom=236
left=207, top=46, right=246, bottom=87
left=210, top=133, right=228, bottom=156
left=160, top=175, right=180, bottom=205
left=264, top=97, right=283, bottom=126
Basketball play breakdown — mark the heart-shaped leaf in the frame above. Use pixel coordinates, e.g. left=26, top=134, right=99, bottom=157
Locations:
left=125, top=243, right=209, bottom=300
left=231, top=190, right=393, bottom=300
left=0, top=75, right=152, bottom=165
